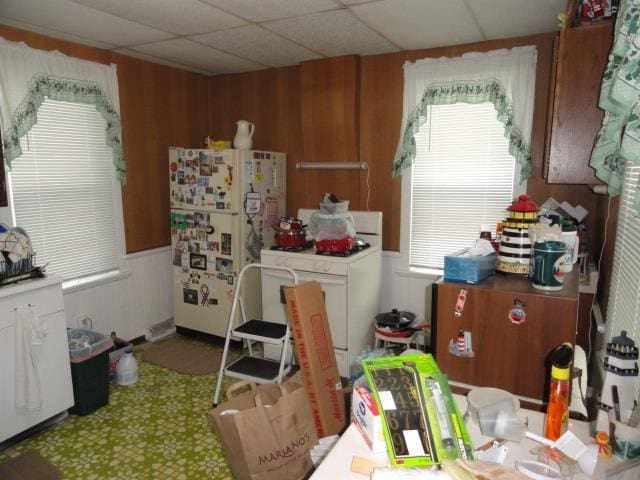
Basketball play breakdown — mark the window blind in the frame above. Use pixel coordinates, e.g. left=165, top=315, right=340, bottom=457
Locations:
left=10, top=99, right=119, bottom=281
left=604, top=163, right=640, bottom=398
left=410, top=102, right=516, bottom=269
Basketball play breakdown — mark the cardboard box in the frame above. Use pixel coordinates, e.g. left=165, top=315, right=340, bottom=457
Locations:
left=352, top=386, right=386, bottom=453
left=284, top=281, right=346, bottom=437
left=444, top=250, right=496, bottom=284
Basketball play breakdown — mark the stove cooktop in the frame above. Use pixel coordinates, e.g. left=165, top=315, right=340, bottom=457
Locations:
left=315, top=243, right=371, bottom=257
left=268, top=242, right=372, bottom=257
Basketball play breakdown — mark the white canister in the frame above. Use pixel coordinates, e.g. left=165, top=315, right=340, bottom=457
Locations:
left=116, top=347, right=139, bottom=386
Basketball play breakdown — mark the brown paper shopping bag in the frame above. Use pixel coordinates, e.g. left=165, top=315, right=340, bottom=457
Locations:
left=209, top=375, right=318, bottom=480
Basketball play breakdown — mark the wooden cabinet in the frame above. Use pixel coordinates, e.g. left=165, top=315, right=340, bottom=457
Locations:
left=434, top=271, right=579, bottom=401
left=545, top=23, right=613, bottom=184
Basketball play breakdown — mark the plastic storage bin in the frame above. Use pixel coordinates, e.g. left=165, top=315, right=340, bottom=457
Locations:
left=67, top=329, right=113, bottom=415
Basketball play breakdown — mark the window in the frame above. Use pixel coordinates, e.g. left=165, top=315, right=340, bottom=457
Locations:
left=9, top=99, right=123, bottom=282
left=603, top=163, right=640, bottom=398
left=409, top=102, right=521, bottom=270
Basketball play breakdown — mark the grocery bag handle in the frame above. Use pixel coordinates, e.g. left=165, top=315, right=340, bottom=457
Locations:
left=226, top=380, right=257, bottom=400
left=254, top=384, right=289, bottom=407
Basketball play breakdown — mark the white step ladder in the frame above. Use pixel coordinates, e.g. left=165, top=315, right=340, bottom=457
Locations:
left=213, top=263, right=298, bottom=407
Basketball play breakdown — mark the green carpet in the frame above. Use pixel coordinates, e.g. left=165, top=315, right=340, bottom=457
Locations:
left=0, top=338, right=239, bottom=480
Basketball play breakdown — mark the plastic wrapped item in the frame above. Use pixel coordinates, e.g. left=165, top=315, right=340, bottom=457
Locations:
left=67, top=328, right=113, bottom=363
left=307, top=193, right=356, bottom=247
left=308, top=212, right=356, bottom=242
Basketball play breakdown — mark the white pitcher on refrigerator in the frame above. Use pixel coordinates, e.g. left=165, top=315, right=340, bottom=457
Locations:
left=233, top=120, right=254, bottom=150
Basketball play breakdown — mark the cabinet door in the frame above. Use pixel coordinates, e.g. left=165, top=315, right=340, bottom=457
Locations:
left=435, top=283, right=578, bottom=400
left=1, top=310, right=73, bottom=442
left=546, top=23, right=613, bottom=184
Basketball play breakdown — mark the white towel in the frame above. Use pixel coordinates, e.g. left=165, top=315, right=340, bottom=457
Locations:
left=14, top=304, right=47, bottom=412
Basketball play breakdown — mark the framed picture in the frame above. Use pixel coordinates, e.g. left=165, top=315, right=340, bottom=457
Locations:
left=190, top=253, right=207, bottom=270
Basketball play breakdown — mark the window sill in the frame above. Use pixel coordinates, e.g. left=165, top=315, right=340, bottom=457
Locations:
left=394, top=266, right=443, bottom=280
left=62, top=268, right=132, bottom=294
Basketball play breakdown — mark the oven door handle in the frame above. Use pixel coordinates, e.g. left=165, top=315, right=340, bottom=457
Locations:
left=263, top=270, right=346, bottom=285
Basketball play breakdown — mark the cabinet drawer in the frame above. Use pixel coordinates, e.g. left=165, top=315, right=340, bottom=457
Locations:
left=0, top=279, right=64, bottom=329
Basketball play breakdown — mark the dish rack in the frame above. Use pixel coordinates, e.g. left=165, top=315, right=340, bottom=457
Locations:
left=0, top=253, right=45, bottom=287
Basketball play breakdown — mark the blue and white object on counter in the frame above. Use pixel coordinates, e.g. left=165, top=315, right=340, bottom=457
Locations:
left=444, top=243, right=496, bottom=285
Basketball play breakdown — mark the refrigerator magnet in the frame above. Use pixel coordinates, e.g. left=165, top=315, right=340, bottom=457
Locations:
left=221, top=233, right=232, bottom=255
left=172, top=249, right=182, bottom=267
left=190, top=253, right=207, bottom=270
left=227, top=276, right=234, bottom=285
left=183, top=288, right=198, bottom=305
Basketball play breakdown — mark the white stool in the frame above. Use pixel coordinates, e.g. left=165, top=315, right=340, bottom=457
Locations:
left=374, top=330, right=422, bottom=351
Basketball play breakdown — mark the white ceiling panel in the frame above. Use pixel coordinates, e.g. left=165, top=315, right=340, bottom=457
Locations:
left=69, top=0, right=247, bottom=36
left=0, top=0, right=173, bottom=47
left=0, top=17, right=115, bottom=49
left=350, top=0, right=484, bottom=51
left=466, top=0, right=565, bottom=39
left=113, top=48, right=210, bottom=75
left=130, top=38, right=264, bottom=74
left=201, top=0, right=340, bottom=22
left=264, top=9, right=399, bottom=57
left=192, top=25, right=321, bottom=67
left=338, top=0, right=379, bottom=4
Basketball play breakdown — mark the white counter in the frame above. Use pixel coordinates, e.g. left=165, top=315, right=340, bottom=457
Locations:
left=312, top=394, right=615, bottom=479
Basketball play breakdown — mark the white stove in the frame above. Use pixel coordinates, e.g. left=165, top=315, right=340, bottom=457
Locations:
left=260, top=209, right=383, bottom=377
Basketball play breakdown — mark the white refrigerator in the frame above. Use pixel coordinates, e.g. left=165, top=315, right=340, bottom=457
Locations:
left=169, top=147, right=286, bottom=338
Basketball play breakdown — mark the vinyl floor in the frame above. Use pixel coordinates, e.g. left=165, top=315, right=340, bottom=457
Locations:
left=0, top=337, right=237, bottom=480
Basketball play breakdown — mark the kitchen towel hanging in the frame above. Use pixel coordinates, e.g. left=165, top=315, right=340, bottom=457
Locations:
left=14, top=304, right=47, bottom=412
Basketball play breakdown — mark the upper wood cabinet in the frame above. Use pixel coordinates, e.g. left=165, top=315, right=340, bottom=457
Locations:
left=545, top=22, right=613, bottom=184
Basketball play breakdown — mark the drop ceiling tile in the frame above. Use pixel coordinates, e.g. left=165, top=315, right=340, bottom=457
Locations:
left=339, top=0, right=378, bottom=4
left=201, top=0, right=340, bottom=22
left=0, top=17, right=115, bottom=49
left=350, top=0, right=484, bottom=51
left=0, top=0, right=173, bottom=47
left=130, top=38, right=264, bottom=74
left=192, top=25, right=322, bottom=68
left=70, top=0, right=246, bottom=35
left=264, top=9, right=399, bottom=57
left=466, top=0, right=565, bottom=39
left=113, top=48, right=210, bottom=75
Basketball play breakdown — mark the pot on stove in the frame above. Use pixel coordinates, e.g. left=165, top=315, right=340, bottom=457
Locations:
left=278, top=217, right=304, bottom=231
left=275, top=228, right=306, bottom=248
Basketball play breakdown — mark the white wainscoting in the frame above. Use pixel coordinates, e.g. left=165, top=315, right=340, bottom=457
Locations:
left=60, top=247, right=435, bottom=342
left=380, top=251, right=440, bottom=327
left=63, top=246, right=173, bottom=341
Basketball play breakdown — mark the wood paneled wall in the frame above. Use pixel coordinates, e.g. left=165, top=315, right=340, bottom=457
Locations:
left=1, top=25, right=606, bottom=261
left=208, top=32, right=601, bottom=252
left=0, top=25, right=209, bottom=253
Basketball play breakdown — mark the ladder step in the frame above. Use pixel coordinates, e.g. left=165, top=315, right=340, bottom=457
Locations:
left=225, top=356, right=291, bottom=383
left=232, top=319, right=288, bottom=344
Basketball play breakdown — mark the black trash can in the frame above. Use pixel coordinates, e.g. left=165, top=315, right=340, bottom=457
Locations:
left=67, top=329, right=113, bottom=415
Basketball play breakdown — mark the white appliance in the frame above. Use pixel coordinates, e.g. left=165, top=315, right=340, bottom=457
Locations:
left=170, top=147, right=286, bottom=338
left=0, top=276, right=73, bottom=443
left=260, top=209, right=383, bottom=377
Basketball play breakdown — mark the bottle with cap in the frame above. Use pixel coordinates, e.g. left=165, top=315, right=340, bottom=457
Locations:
left=544, top=342, right=573, bottom=441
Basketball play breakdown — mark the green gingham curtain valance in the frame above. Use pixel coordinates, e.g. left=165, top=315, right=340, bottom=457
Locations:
left=0, top=37, right=126, bottom=183
left=589, top=0, right=640, bottom=214
left=392, top=46, right=537, bottom=180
